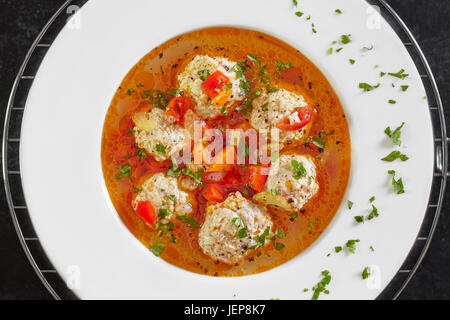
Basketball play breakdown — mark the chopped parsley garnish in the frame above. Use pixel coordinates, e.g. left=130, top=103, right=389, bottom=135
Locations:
left=401, top=85, right=409, bottom=92
left=150, top=242, right=165, bottom=256
left=388, top=99, right=397, bottom=104
left=249, top=226, right=271, bottom=250
left=362, top=45, right=374, bottom=51
left=133, top=187, right=142, bottom=194
left=116, top=164, right=133, bottom=180
left=181, top=167, right=205, bottom=186
left=334, top=246, right=342, bottom=253
left=141, top=89, right=171, bottom=110
left=155, top=222, right=176, bottom=243
left=136, top=148, right=148, bottom=161
left=275, top=228, right=286, bottom=239
left=232, top=58, right=256, bottom=115
left=291, top=160, right=307, bottom=179
left=271, top=189, right=281, bottom=196
left=220, top=106, right=228, bottom=116
left=295, top=11, right=304, bottom=17
left=335, top=9, right=342, bottom=14
left=312, top=136, right=325, bottom=149
left=293, top=0, right=298, bottom=7
left=275, top=243, right=285, bottom=250
left=289, top=212, right=299, bottom=220
left=347, top=200, right=354, bottom=210
left=354, top=216, right=365, bottom=223
left=155, top=144, right=166, bottom=155
left=388, top=170, right=405, bottom=194
left=312, top=270, right=331, bottom=300
left=359, top=82, right=381, bottom=92
left=246, top=53, right=271, bottom=92
left=176, top=216, right=200, bottom=229
left=126, top=88, right=135, bottom=95
left=252, top=90, right=262, bottom=98
left=385, top=122, right=405, bottom=146
left=340, top=34, right=351, bottom=44
left=388, top=69, right=409, bottom=80
left=368, top=204, right=379, bottom=220
left=362, top=267, right=371, bottom=279
left=167, top=89, right=181, bottom=97
left=381, top=150, right=409, bottom=162
left=197, top=69, right=210, bottom=81
left=346, top=239, right=360, bottom=254
left=167, top=157, right=180, bottom=177
left=275, top=60, right=293, bottom=76
left=369, top=196, right=375, bottom=203
left=166, top=158, right=205, bottom=186
left=222, top=83, right=233, bottom=91
left=232, top=217, right=242, bottom=227
left=307, top=220, right=320, bottom=232
left=260, top=102, right=269, bottom=111
left=349, top=59, right=356, bottom=65
left=237, top=226, right=248, bottom=239
left=158, top=208, right=170, bottom=219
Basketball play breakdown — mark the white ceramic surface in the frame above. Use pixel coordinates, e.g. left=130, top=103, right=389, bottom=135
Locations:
left=20, top=0, right=433, bottom=299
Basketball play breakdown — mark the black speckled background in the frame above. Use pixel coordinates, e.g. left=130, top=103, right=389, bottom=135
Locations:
left=0, top=0, right=449, bottom=300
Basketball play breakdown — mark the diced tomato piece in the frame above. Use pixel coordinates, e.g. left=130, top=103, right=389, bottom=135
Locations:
left=202, top=184, right=224, bottom=202
left=202, top=171, right=228, bottom=184
left=248, top=164, right=269, bottom=192
left=202, top=166, right=244, bottom=189
left=202, top=71, right=231, bottom=98
left=135, top=200, right=157, bottom=228
left=221, top=167, right=243, bottom=189
left=276, top=106, right=314, bottom=131
left=165, top=96, right=193, bottom=126
left=207, top=146, right=236, bottom=172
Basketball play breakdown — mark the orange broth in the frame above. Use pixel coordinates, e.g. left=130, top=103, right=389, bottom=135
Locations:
left=101, top=27, right=351, bottom=276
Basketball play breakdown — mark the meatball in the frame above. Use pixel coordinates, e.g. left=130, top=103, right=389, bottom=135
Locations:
left=250, top=89, right=310, bottom=147
left=133, top=108, right=188, bottom=161
left=263, top=154, right=319, bottom=211
left=132, top=172, right=193, bottom=222
left=198, top=192, right=273, bottom=264
left=178, top=55, right=244, bottom=119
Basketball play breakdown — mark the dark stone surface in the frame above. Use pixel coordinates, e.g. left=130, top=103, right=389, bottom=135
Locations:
left=0, top=0, right=448, bottom=300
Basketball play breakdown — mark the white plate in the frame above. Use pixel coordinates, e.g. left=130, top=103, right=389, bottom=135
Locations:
left=21, top=0, right=433, bottom=299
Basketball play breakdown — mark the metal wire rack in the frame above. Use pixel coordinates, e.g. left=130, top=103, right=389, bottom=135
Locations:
left=1, top=0, right=447, bottom=300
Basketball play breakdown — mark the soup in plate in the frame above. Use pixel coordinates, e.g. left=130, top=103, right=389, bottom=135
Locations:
left=101, top=27, right=351, bottom=276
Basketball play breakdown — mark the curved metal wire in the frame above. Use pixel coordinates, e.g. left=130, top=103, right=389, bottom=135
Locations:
left=2, top=0, right=74, bottom=300
left=377, top=0, right=448, bottom=300
left=2, top=0, right=446, bottom=300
